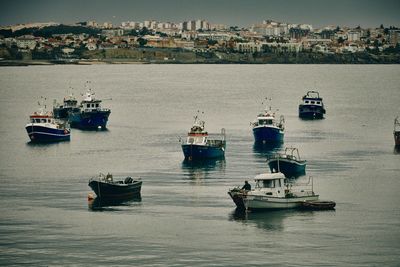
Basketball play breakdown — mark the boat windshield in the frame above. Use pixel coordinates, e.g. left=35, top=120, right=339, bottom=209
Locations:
left=259, top=119, right=273, bottom=125
left=31, top=118, right=51, bottom=123
left=187, top=136, right=204, bottom=144
left=256, top=179, right=282, bottom=188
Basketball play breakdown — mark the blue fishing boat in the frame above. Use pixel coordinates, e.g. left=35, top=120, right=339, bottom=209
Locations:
left=181, top=115, right=226, bottom=160
left=68, top=89, right=111, bottom=130
left=25, top=108, right=70, bottom=143
left=53, top=93, right=79, bottom=119
left=266, top=147, right=306, bottom=178
left=251, top=102, right=284, bottom=144
left=298, top=90, right=326, bottom=119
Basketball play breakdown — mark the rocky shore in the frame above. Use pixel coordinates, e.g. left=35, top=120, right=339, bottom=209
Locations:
left=1, top=48, right=399, bottom=66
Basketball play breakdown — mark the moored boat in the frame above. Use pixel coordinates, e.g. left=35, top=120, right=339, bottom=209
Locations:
left=300, top=200, right=336, bottom=210
left=228, top=172, right=318, bottom=211
left=181, top=114, right=226, bottom=160
left=88, top=173, right=142, bottom=199
left=267, top=147, right=306, bottom=178
left=298, top=91, right=326, bottom=119
left=251, top=102, right=284, bottom=144
left=394, top=116, right=400, bottom=146
left=25, top=108, right=70, bottom=143
left=69, top=89, right=111, bottom=130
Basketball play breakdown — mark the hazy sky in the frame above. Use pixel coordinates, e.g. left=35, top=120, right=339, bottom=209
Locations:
left=1, top=0, right=399, bottom=28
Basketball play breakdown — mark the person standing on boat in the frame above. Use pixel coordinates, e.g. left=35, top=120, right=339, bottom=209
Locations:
left=242, top=180, right=251, bottom=191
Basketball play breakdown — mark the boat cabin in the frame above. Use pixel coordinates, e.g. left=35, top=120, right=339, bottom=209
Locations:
left=186, top=132, right=225, bottom=147
left=186, top=134, right=207, bottom=145
left=253, top=173, right=286, bottom=197
left=256, top=115, right=275, bottom=126
left=302, top=98, right=323, bottom=106
left=63, top=98, right=78, bottom=108
left=29, top=114, right=54, bottom=124
left=301, top=91, right=323, bottom=106
left=82, top=99, right=102, bottom=112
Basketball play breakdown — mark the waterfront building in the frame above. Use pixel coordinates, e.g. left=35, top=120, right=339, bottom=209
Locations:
left=235, top=42, right=263, bottom=53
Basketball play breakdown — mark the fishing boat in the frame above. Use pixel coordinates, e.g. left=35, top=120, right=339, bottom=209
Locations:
left=68, top=89, right=111, bottom=130
left=88, top=173, right=142, bottom=199
left=394, top=116, right=400, bottom=146
left=298, top=90, right=326, bottom=119
left=228, top=172, right=318, bottom=210
left=53, top=94, right=79, bottom=119
left=251, top=101, right=284, bottom=144
left=181, top=114, right=226, bottom=160
left=25, top=106, right=70, bottom=143
left=266, top=147, right=306, bottom=178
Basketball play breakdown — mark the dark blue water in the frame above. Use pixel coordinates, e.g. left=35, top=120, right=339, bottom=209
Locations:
left=0, top=64, right=399, bottom=266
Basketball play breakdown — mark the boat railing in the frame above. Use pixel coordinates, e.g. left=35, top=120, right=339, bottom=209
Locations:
left=286, top=176, right=314, bottom=192
left=304, top=90, right=321, bottom=99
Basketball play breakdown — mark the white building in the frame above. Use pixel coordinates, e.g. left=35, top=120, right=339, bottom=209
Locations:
left=16, top=35, right=37, bottom=50
left=347, top=31, right=361, bottom=42
left=235, top=42, right=262, bottom=53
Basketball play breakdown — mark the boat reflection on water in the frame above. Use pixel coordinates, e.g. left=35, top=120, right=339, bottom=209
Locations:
left=88, top=196, right=142, bottom=211
left=181, top=158, right=226, bottom=181
left=229, top=208, right=288, bottom=232
left=394, top=145, right=400, bottom=154
left=252, top=142, right=282, bottom=158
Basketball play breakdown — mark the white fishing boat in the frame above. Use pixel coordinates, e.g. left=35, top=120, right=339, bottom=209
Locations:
left=228, top=172, right=318, bottom=210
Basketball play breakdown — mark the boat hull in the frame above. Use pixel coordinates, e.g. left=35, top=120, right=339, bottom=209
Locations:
left=228, top=191, right=247, bottom=210
left=246, top=195, right=319, bottom=210
left=88, top=180, right=142, bottom=199
left=253, top=126, right=284, bottom=144
left=181, top=144, right=225, bottom=160
left=228, top=190, right=318, bottom=210
left=394, top=131, right=400, bottom=146
left=25, top=125, right=70, bottom=142
left=298, top=105, right=325, bottom=119
left=69, top=110, right=110, bottom=130
left=267, top=159, right=306, bottom=178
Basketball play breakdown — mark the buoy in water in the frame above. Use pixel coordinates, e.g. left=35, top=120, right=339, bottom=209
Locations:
left=87, top=193, right=95, bottom=201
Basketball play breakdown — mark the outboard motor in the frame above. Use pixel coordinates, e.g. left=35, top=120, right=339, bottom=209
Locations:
left=124, top=176, right=133, bottom=184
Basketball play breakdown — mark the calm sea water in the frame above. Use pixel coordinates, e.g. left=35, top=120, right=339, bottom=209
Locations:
left=0, top=64, right=399, bottom=266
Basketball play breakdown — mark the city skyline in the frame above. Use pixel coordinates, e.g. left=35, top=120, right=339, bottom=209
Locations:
left=1, top=0, right=400, bottom=29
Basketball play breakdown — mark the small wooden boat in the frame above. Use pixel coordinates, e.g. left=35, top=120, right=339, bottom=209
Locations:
left=88, top=173, right=142, bottom=199
left=300, top=200, right=336, bottom=210
left=266, top=147, right=306, bottom=178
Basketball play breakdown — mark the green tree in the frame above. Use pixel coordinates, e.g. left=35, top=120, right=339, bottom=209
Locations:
left=137, top=37, right=147, bottom=47
left=207, top=39, right=218, bottom=46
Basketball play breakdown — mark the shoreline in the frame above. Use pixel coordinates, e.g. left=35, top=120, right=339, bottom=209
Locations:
left=1, top=57, right=399, bottom=66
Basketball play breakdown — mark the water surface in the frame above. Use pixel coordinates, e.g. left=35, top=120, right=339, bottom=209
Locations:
left=0, top=64, right=399, bottom=266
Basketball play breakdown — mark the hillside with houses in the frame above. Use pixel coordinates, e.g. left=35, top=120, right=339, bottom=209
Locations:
left=0, top=19, right=399, bottom=64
